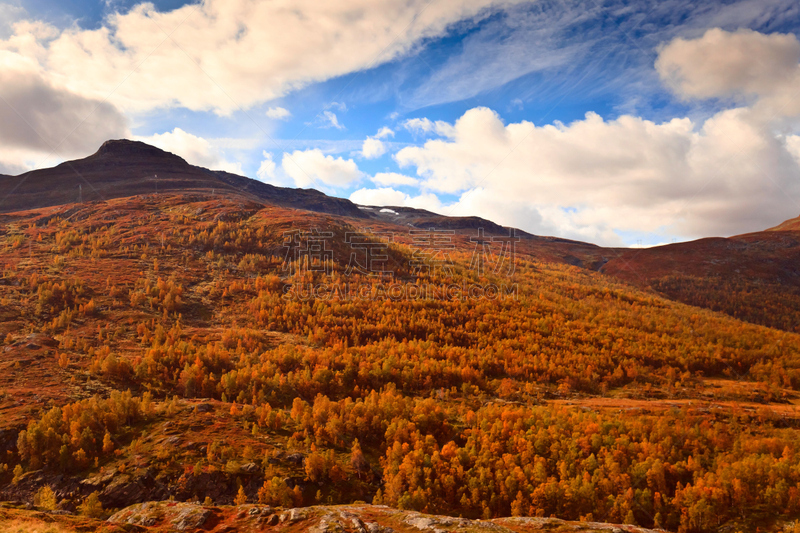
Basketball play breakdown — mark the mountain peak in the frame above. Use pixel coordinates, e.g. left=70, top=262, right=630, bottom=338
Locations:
left=90, top=139, right=187, bottom=164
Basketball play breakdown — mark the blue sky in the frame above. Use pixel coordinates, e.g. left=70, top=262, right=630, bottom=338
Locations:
left=2, top=0, right=800, bottom=245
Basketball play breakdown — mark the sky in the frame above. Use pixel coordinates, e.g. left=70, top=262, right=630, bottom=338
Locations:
left=1, top=0, right=800, bottom=246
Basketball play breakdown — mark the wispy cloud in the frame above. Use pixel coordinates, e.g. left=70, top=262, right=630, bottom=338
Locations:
left=318, top=110, right=345, bottom=130
left=327, top=101, right=348, bottom=112
left=400, top=0, right=800, bottom=112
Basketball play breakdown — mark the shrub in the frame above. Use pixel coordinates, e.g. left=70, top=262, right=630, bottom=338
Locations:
left=78, top=491, right=104, bottom=518
left=34, top=486, right=57, bottom=510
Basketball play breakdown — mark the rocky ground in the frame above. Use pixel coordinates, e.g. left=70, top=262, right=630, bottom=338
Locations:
left=0, top=502, right=668, bottom=533
left=0, top=502, right=667, bottom=533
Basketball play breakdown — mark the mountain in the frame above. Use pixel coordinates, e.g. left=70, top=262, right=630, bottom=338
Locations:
left=0, top=140, right=363, bottom=218
left=0, top=139, right=609, bottom=267
left=2, top=169, right=800, bottom=532
left=768, top=213, right=800, bottom=232
left=602, top=228, right=800, bottom=332
left=0, top=139, right=544, bottom=231
left=4, top=139, right=800, bottom=331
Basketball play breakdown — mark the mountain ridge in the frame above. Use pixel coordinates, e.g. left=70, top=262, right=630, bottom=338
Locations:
left=3, top=139, right=800, bottom=333
left=0, top=140, right=530, bottom=236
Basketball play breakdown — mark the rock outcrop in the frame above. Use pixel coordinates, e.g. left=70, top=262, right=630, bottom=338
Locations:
left=105, top=502, right=666, bottom=533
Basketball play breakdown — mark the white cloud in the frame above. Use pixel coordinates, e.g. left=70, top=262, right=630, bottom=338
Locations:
left=0, top=0, right=526, bottom=115
left=787, top=135, right=800, bottom=162
left=350, top=186, right=443, bottom=211
left=265, top=106, right=291, bottom=120
left=256, top=151, right=277, bottom=183
left=320, top=110, right=345, bottom=130
left=281, top=149, right=362, bottom=188
left=350, top=187, right=407, bottom=206
left=360, top=137, right=386, bottom=159
left=656, top=28, right=800, bottom=117
left=375, top=127, right=394, bottom=139
left=327, top=102, right=348, bottom=112
left=0, top=145, right=55, bottom=175
left=393, top=103, right=800, bottom=244
left=402, top=117, right=455, bottom=137
left=359, top=127, right=396, bottom=158
left=136, top=128, right=242, bottom=174
left=371, top=172, right=419, bottom=187
left=0, top=4, right=26, bottom=40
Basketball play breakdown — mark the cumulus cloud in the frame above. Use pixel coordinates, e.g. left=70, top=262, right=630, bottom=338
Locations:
left=372, top=172, right=419, bottom=187
left=393, top=104, right=800, bottom=244
left=350, top=186, right=443, bottom=211
left=360, top=137, right=386, bottom=159
left=0, top=4, right=26, bottom=39
left=136, top=128, right=242, bottom=174
left=656, top=28, right=800, bottom=116
left=350, top=187, right=407, bottom=206
left=265, top=107, right=291, bottom=120
left=0, top=0, right=526, bottom=115
left=0, top=146, right=49, bottom=175
left=256, top=151, right=277, bottom=183
left=386, top=29, right=800, bottom=244
left=787, top=135, right=800, bottom=163
left=375, top=127, right=394, bottom=139
left=0, top=50, right=129, bottom=168
left=281, top=149, right=362, bottom=189
left=359, top=127, right=396, bottom=159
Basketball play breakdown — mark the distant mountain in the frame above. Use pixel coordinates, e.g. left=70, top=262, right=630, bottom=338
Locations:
left=602, top=227, right=800, bottom=332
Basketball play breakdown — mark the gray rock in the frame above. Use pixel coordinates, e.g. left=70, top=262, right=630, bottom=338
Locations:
left=195, top=403, right=213, bottom=413
left=171, top=505, right=210, bottom=531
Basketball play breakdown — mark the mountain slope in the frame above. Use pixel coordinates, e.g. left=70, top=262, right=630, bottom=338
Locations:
left=768, top=213, right=800, bottom=232
left=602, top=228, right=800, bottom=332
left=5, top=138, right=800, bottom=329
left=2, top=192, right=800, bottom=533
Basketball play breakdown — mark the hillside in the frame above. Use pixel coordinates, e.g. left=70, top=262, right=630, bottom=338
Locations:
left=0, top=189, right=800, bottom=532
left=7, top=137, right=800, bottom=336
left=3, top=142, right=800, bottom=532
left=602, top=229, right=800, bottom=332
left=768, top=214, right=800, bottom=232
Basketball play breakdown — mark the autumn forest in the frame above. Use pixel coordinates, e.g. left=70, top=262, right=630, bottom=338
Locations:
left=1, top=192, right=800, bottom=533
